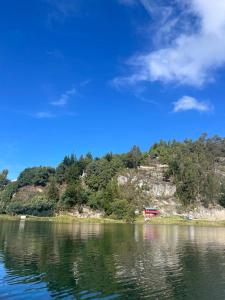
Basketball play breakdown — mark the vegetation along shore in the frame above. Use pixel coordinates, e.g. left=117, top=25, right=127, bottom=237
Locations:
left=1, top=133, right=225, bottom=223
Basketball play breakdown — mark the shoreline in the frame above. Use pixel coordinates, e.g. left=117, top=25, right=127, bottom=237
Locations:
left=1, top=214, right=225, bottom=227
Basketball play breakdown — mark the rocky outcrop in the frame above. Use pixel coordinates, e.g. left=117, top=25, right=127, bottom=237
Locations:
left=58, top=206, right=104, bottom=218
left=183, top=206, right=225, bottom=220
left=117, top=164, right=180, bottom=215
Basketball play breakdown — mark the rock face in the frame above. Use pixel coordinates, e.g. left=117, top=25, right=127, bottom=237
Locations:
left=117, top=164, right=179, bottom=215
left=59, top=206, right=104, bottom=218
left=183, top=206, right=225, bottom=220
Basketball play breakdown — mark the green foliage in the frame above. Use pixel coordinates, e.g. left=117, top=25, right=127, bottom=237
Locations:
left=2, top=133, right=225, bottom=219
left=149, top=140, right=172, bottom=163
left=110, top=199, right=135, bottom=222
left=122, top=145, right=142, bottom=168
left=0, top=182, right=18, bottom=204
left=219, top=184, right=225, bottom=208
left=18, top=167, right=55, bottom=187
left=85, top=157, right=123, bottom=191
left=60, top=182, right=87, bottom=208
left=7, top=196, right=55, bottom=216
left=47, top=179, right=59, bottom=202
left=87, top=191, right=104, bottom=210
left=56, top=154, right=90, bottom=184
left=102, top=180, right=119, bottom=214
left=0, top=169, right=9, bottom=191
left=162, top=135, right=220, bottom=206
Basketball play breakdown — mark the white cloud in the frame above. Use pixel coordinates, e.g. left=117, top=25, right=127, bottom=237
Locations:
left=35, top=112, right=55, bottom=119
left=173, top=96, right=211, bottom=113
left=116, top=0, right=225, bottom=87
left=51, top=87, right=76, bottom=106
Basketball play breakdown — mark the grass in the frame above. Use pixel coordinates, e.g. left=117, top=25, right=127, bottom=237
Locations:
left=0, top=214, right=125, bottom=224
left=138, top=216, right=225, bottom=227
left=1, top=214, right=225, bottom=226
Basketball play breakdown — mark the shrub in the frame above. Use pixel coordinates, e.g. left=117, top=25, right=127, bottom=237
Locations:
left=110, top=199, right=135, bottom=222
left=60, top=182, right=88, bottom=208
left=47, top=179, right=59, bottom=202
left=87, top=191, right=104, bottom=210
left=7, top=196, right=55, bottom=216
left=18, top=167, right=55, bottom=187
left=0, top=182, right=19, bottom=204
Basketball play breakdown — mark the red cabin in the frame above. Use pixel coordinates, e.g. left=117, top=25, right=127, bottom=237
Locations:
left=144, top=207, right=160, bottom=219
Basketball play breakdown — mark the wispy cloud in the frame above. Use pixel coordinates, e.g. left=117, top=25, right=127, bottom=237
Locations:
left=51, top=87, right=76, bottom=107
left=116, top=0, right=225, bottom=87
left=32, top=111, right=77, bottom=119
left=173, top=96, right=212, bottom=113
left=46, top=0, right=78, bottom=23
left=34, top=112, right=56, bottom=119
left=80, top=79, right=92, bottom=87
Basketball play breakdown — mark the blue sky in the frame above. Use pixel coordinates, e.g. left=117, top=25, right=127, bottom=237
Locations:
left=1, top=0, right=225, bottom=178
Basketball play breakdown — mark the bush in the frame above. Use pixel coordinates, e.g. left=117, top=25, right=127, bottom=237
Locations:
left=18, top=167, right=55, bottom=187
left=0, top=182, right=19, bottom=204
left=87, top=191, right=104, bottom=210
left=7, top=196, right=55, bottom=216
left=219, top=184, right=225, bottom=208
left=110, top=199, right=135, bottom=222
left=60, top=182, right=88, bottom=208
left=47, top=179, right=59, bottom=202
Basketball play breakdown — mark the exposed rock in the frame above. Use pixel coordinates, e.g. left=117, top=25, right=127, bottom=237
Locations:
left=117, top=164, right=178, bottom=215
left=184, top=206, right=225, bottom=221
left=63, top=206, right=104, bottom=219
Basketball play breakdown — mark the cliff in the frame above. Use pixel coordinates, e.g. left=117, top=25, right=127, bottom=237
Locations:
left=117, top=163, right=179, bottom=216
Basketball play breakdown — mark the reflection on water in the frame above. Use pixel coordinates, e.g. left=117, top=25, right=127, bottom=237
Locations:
left=1, top=221, right=225, bottom=299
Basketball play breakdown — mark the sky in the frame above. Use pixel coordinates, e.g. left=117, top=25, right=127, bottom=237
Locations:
left=1, top=0, right=225, bottom=178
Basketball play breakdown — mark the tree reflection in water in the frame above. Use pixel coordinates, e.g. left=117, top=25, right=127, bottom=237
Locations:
left=0, top=221, right=225, bottom=299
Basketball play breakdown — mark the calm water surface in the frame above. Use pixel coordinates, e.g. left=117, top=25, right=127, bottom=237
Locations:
left=1, top=220, right=225, bottom=299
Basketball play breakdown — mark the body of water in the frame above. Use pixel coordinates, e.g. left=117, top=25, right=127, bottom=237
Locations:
left=0, top=220, right=225, bottom=299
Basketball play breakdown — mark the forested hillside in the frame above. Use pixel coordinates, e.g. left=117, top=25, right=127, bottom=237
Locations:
left=1, top=134, right=225, bottom=220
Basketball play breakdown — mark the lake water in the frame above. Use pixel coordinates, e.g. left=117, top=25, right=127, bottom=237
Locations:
left=1, top=221, right=225, bottom=299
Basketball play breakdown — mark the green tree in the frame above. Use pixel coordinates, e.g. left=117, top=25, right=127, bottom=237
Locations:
left=110, top=199, right=135, bottom=222
left=47, top=179, right=59, bottom=202
left=18, top=167, right=55, bottom=187
left=85, top=158, right=123, bottom=191
left=60, top=182, right=87, bottom=208
left=123, top=145, right=142, bottom=168
left=0, top=169, right=9, bottom=190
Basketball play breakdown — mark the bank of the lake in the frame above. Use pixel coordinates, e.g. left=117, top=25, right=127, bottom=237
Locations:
left=1, top=214, right=225, bottom=226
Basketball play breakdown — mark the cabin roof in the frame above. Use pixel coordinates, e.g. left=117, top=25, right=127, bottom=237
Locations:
left=144, top=207, right=159, bottom=210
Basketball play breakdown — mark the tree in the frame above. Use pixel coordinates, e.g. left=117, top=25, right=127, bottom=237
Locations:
left=85, top=157, right=123, bottom=191
left=0, top=169, right=9, bottom=190
left=110, top=199, right=135, bottom=222
left=123, top=145, right=142, bottom=168
left=56, top=154, right=84, bottom=184
left=18, top=167, right=55, bottom=187
left=0, top=182, right=19, bottom=205
left=47, top=179, right=59, bottom=202
left=60, top=182, right=87, bottom=208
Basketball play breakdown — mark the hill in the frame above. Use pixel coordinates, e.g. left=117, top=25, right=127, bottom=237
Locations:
left=1, top=134, right=225, bottom=221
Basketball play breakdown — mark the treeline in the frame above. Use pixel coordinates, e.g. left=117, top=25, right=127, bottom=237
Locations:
left=1, top=134, right=225, bottom=219
left=151, top=134, right=225, bottom=207
left=0, top=146, right=144, bottom=220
